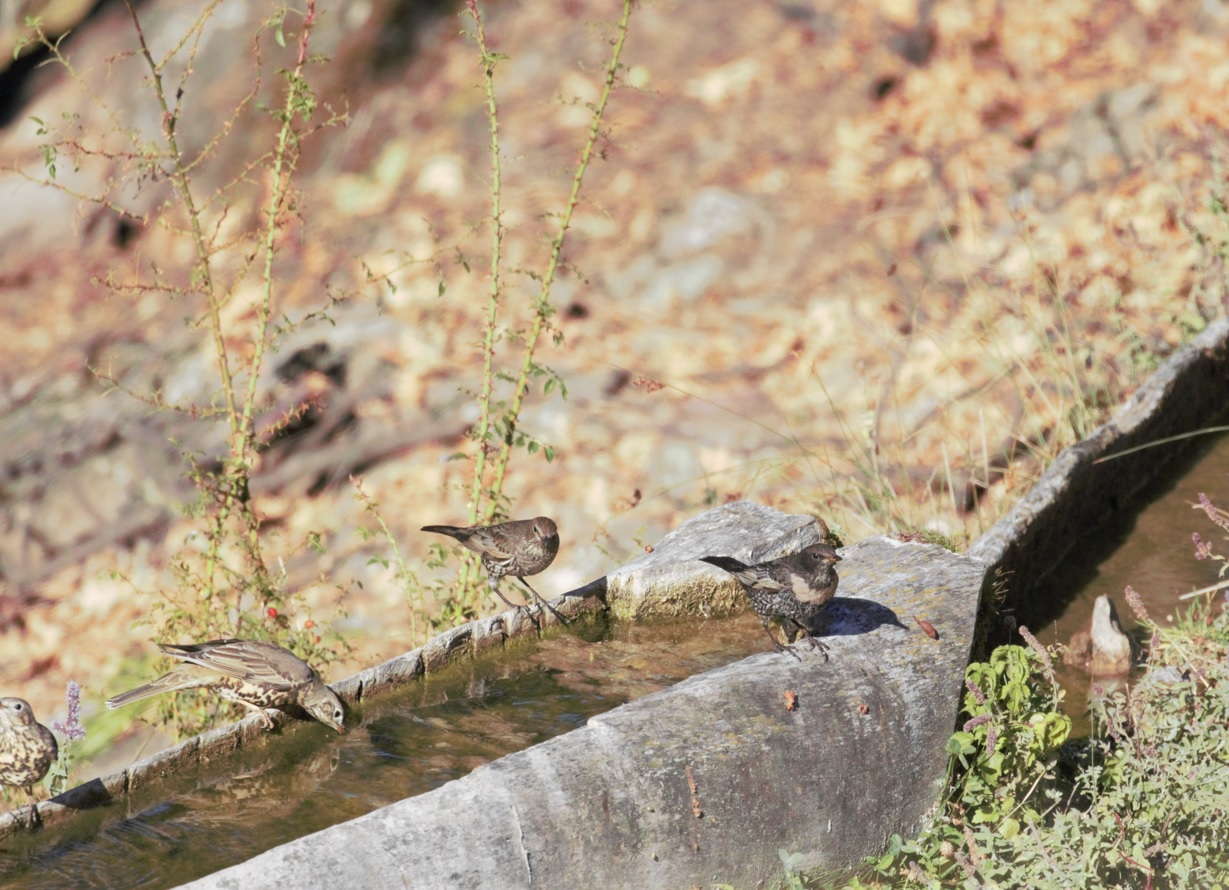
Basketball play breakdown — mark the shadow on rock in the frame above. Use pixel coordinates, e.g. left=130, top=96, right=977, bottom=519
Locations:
left=813, top=597, right=906, bottom=637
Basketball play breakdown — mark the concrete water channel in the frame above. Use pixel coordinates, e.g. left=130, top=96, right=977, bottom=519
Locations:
left=5, top=319, right=1229, bottom=889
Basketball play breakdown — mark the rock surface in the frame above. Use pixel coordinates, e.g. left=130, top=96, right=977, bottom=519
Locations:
left=583, top=499, right=828, bottom=620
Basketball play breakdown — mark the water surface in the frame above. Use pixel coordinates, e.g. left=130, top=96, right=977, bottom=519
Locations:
left=1040, top=433, right=1229, bottom=735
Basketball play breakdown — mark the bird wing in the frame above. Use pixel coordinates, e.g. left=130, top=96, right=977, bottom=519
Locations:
left=474, top=529, right=516, bottom=561
left=700, top=556, right=785, bottom=592
left=161, top=640, right=312, bottom=689
left=744, top=567, right=786, bottom=593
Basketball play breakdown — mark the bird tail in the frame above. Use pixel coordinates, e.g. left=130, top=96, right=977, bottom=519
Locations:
left=106, top=672, right=203, bottom=709
left=421, top=524, right=465, bottom=539
left=699, top=555, right=750, bottom=573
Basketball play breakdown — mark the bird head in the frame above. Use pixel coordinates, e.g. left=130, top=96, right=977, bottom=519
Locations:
left=532, top=516, right=560, bottom=550
left=801, top=543, right=842, bottom=568
left=302, top=683, right=347, bottom=732
left=0, top=697, right=38, bottom=730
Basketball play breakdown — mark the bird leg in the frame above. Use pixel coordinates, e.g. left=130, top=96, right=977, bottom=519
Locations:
left=235, top=700, right=277, bottom=730
left=24, top=788, right=40, bottom=830
left=761, top=619, right=802, bottom=662
left=787, top=619, right=830, bottom=662
left=487, top=577, right=522, bottom=612
left=490, top=578, right=542, bottom=632
left=517, top=577, right=570, bottom=626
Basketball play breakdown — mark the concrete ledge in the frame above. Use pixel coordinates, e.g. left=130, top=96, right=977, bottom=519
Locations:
left=18, top=311, right=1228, bottom=880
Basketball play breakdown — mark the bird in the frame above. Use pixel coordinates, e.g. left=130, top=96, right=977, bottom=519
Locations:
left=421, top=516, right=566, bottom=624
left=107, top=639, right=346, bottom=732
left=1063, top=595, right=1136, bottom=675
left=700, top=543, right=842, bottom=660
left=0, top=697, right=58, bottom=828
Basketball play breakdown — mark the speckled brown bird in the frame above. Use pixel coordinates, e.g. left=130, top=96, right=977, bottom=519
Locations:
left=422, top=516, right=565, bottom=623
left=107, top=639, right=346, bottom=732
left=701, top=543, right=842, bottom=660
left=0, top=697, right=57, bottom=828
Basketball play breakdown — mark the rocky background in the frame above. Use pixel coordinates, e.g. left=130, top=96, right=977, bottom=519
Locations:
left=0, top=0, right=1227, bottom=776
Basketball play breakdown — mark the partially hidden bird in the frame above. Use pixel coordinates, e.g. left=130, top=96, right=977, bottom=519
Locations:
left=701, top=543, right=842, bottom=660
left=421, top=516, right=566, bottom=624
left=107, top=639, right=346, bottom=732
left=0, top=697, right=57, bottom=828
left=1063, top=594, right=1136, bottom=675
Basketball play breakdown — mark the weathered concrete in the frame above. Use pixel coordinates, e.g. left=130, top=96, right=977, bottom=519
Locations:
left=179, top=535, right=983, bottom=890
left=968, top=317, right=1229, bottom=651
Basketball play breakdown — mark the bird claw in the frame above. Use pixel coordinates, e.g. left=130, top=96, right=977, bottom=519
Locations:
left=804, top=635, right=831, bottom=662
left=773, top=636, right=829, bottom=663
left=517, top=604, right=543, bottom=634
left=535, top=596, right=571, bottom=627
left=773, top=642, right=803, bottom=662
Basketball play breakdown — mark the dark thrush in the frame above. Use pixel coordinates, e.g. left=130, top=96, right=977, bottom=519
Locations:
left=701, top=543, right=842, bottom=660
left=422, top=516, right=566, bottom=624
left=0, top=697, right=57, bottom=828
left=107, top=639, right=346, bottom=732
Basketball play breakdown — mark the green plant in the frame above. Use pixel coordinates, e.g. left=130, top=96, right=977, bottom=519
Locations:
left=849, top=505, right=1229, bottom=889
left=352, top=474, right=445, bottom=643
left=849, top=642, right=1070, bottom=889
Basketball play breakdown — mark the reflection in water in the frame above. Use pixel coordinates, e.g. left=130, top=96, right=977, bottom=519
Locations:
left=1042, top=433, right=1229, bottom=737
left=0, top=614, right=772, bottom=890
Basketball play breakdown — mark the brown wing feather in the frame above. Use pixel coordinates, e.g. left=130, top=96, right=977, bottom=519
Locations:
left=160, top=640, right=312, bottom=689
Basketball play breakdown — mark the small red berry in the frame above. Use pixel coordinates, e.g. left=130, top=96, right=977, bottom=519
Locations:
left=304, top=619, right=315, bottom=629
left=267, top=607, right=278, bottom=619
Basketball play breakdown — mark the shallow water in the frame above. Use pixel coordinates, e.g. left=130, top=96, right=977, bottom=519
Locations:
left=0, top=614, right=773, bottom=889
left=1039, top=433, right=1229, bottom=736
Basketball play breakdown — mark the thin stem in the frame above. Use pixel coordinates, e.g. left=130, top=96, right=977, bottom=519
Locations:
left=460, top=0, right=505, bottom=593
left=125, top=0, right=235, bottom=432
left=481, top=0, right=635, bottom=522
